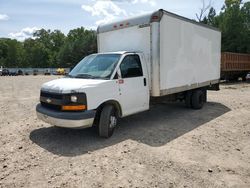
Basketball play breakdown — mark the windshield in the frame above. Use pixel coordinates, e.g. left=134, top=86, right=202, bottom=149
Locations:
left=68, top=54, right=121, bottom=79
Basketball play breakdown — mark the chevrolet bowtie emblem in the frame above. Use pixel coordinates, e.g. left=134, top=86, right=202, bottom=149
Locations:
left=46, top=98, right=52, bottom=103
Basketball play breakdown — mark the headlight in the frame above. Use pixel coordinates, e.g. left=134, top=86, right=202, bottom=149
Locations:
left=63, top=93, right=87, bottom=111
left=71, top=95, right=78, bottom=103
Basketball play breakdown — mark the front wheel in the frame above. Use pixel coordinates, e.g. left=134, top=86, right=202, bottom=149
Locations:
left=99, top=105, right=117, bottom=138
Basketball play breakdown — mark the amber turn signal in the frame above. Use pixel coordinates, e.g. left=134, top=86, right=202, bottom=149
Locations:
left=61, top=105, right=86, bottom=111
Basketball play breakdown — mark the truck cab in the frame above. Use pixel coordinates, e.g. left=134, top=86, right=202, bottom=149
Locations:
left=36, top=51, right=150, bottom=137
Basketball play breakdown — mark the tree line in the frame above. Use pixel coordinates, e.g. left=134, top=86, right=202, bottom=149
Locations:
left=0, top=27, right=97, bottom=68
left=0, top=0, right=249, bottom=68
left=201, top=0, right=250, bottom=53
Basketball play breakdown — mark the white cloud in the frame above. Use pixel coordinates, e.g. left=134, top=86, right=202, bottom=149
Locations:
left=131, top=0, right=156, bottom=6
left=81, top=0, right=157, bottom=26
left=128, top=10, right=152, bottom=17
left=8, top=27, right=40, bottom=41
left=82, top=1, right=127, bottom=25
left=0, top=14, right=9, bottom=21
left=85, top=25, right=98, bottom=30
left=110, top=0, right=156, bottom=6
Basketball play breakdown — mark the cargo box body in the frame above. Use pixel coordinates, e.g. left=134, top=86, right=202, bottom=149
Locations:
left=97, top=9, right=221, bottom=97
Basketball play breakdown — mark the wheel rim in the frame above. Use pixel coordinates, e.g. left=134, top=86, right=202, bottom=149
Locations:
left=109, top=115, right=117, bottom=129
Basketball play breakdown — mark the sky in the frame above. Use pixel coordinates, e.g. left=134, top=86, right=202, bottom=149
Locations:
left=0, top=0, right=248, bottom=41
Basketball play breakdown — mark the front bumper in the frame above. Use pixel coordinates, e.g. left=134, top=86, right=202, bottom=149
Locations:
left=36, top=104, right=95, bottom=128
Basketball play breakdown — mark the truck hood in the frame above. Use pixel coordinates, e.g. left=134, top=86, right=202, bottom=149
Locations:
left=41, top=77, right=111, bottom=93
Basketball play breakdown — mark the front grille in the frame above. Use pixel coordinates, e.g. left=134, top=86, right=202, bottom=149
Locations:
left=40, top=91, right=64, bottom=111
left=40, top=91, right=63, bottom=99
left=40, top=91, right=87, bottom=112
left=41, top=102, right=61, bottom=111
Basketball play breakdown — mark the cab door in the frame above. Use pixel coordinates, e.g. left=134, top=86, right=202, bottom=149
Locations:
left=118, top=54, right=149, bottom=116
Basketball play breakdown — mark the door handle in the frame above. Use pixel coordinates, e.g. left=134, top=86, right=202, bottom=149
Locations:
left=144, top=78, right=147, bottom=86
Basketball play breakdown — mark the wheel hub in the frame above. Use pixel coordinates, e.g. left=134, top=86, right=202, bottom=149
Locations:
left=110, top=116, right=117, bottom=128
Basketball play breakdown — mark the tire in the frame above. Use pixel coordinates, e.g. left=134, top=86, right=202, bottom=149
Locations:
left=185, top=91, right=192, bottom=108
left=99, top=105, right=117, bottom=138
left=191, top=90, right=205, bottom=110
left=242, top=75, right=247, bottom=82
left=203, top=89, right=207, bottom=103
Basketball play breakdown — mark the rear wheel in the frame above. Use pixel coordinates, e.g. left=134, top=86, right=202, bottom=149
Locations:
left=203, top=89, right=207, bottom=103
left=185, top=91, right=192, bottom=108
left=191, top=90, right=205, bottom=109
left=242, top=74, right=247, bottom=82
left=99, top=105, right=117, bottom=138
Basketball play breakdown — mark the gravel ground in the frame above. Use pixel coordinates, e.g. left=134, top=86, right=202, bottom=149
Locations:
left=0, top=76, right=250, bottom=188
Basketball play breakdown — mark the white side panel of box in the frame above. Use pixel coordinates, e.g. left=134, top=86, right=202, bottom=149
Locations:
left=159, top=14, right=221, bottom=94
left=98, top=25, right=152, bottom=88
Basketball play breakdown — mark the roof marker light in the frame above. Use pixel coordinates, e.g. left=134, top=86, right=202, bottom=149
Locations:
left=152, top=16, right=159, bottom=20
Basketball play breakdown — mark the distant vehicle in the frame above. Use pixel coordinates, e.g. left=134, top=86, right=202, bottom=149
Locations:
left=1, top=69, right=9, bottom=76
left=36, top=9, right=221, bottom=138
left=56, top=68, right=65, bottom=75
left=44, top=70, right=51, bottom=75
left=33, top=70, right=38, bottom=76
left=221, top=52, right=250, bottom=81
left=9, top=71, right=17, bottom=76
left=246, top=73, right=250, bottom=83
left=17, top=70, right=23, bottom=75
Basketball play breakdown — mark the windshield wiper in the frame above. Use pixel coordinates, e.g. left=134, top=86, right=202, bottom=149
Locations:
left=74, top=74, right=101, bottom=79
left=66, top=74, right=74, bottom=78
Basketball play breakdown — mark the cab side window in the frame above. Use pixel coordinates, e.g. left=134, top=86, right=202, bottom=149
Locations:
left=120, top=55, right=143, bottom=78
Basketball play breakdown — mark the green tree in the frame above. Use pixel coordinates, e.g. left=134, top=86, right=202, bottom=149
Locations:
left=240, top=2, right=250, bottom=53
left=0, top=39, right=8, bottom=67
left=33, top=29, right=66, bottom=67
left=57, top=27, right=97, bottom=68
left=220, top=0, right=245, bottom=52
left=23, top=39, right=49, bottom=68
left=0, top=39, right=24, bottom=68
left=200, top=0, right=250, bottom=53
left=202, top=7, right=217, bottom=26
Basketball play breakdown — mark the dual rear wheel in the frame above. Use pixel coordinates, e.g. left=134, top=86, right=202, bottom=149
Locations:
left=185, top=89, right=207, bottom=109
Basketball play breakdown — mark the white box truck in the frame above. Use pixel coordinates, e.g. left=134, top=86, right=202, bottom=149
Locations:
left=36, top=9, right=221, bottom=138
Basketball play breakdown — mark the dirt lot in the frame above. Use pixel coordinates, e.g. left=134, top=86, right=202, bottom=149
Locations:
left=0, top=76, right=250, bottom=188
